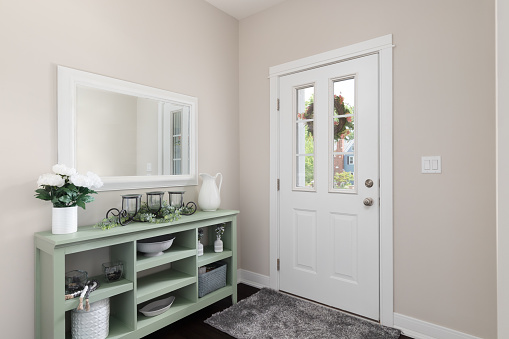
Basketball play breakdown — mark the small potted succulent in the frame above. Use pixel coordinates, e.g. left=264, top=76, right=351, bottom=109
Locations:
left=197, top=228, right=204, bottom=256
left=214, top=224, right=225, bottom=253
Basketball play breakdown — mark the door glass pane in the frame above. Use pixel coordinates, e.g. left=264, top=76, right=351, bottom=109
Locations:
left=295, top=86, right=314, bottom=189
left=333, top=154, right=355, bottom=189
left=332, top=78, right=355, bottom=191
left=297, top=87, right=314, bottom=120
left=296, top=155, right=314, bottom=188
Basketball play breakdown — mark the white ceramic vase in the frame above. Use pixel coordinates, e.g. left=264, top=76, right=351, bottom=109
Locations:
left=52, top=206, right=78, bottom=234
left=198, top=173, right=222, bottom=211
left=197, top=240, right=204, bottom=256
left=214, top=236, right=223, bottom=253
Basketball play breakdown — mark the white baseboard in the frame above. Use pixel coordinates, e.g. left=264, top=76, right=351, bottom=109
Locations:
left=237, top=269, right=270, bottom=289
left=394, top=313, right=481, bottom=339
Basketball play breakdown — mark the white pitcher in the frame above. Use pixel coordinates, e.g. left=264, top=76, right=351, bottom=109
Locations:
left=198, top=173, right=222, bottom=211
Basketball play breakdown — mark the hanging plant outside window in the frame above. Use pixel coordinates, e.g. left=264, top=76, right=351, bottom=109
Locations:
left=298, top=94, right=355, bottom=141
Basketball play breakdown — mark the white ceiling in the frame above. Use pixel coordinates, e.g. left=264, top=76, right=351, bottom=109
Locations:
left=204, top=0, right=286, bottom=20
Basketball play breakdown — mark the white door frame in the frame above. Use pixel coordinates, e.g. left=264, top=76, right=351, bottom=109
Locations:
left=268, top=34, right=394, bottom=326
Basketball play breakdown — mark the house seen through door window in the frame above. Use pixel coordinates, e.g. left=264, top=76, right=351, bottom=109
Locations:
left=331, top=77, right=355, bottom=191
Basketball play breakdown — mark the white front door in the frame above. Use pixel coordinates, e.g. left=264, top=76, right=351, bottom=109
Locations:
left=279, top=54, right=380, bottom=320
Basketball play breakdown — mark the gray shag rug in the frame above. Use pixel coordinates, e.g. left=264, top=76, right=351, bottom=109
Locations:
left=205, top=288, right=401, bottom=339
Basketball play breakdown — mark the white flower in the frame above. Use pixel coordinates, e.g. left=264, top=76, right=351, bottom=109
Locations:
left=70, top=173, right=92, bottom=188
left=37, top=173, right=65, bottom=187
left=86, top=171, right=103, bottom=189
left=52, top=164, right=77, bottom=176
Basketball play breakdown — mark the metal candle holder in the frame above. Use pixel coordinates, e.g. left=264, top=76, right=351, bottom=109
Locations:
left=106, top=194, right=142, bottom=226
left=167, top=191, right=186, bottom=208
left=146, top=191, right=164, bottom=214
left=167, top=191, right=196, bottom=215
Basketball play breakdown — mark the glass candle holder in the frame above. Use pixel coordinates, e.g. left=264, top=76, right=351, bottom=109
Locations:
left=146, top=191, right=164, bottom=214
left=168, top=191, right=185, bottom=208
left=121, top=194, right=142, bottom=217
left=65, top=270, right=88, bottom=294
left=102, top=261, right=124, bottom=282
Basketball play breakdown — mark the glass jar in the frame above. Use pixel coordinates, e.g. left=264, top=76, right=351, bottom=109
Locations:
left=102, top=261, right=124, bottom=282
left=65, top=270, right=88, bottom=294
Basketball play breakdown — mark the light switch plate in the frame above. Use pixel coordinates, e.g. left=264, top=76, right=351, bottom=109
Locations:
left=422, top=156, right=441, bottom=174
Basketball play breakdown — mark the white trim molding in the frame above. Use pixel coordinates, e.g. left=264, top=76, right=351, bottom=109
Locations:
left=269, top=35, right=393, bottom=77
left=394, top=313, right=482, bottom=339
left=237, top=269, right=270, bottom=289
left=497, top=0, right=509, bottom=338
left=269, top=34, right=394, bottom=326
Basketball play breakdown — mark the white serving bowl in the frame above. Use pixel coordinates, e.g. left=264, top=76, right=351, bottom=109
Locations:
left=139, top=296, right=175, bottom=317
left=137, top=234, right=175, bottom=257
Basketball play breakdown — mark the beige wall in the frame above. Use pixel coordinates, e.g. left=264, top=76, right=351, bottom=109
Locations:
left=0, top=0, right=239, bottom=337
left=497, top=0, right=509, bottom=337
left=239, top=0, right=496, bottom=338
left=0, top=0, right=499, bottom=337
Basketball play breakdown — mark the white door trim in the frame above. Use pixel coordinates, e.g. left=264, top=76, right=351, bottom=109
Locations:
left=268, top=34, right=394, bottom=326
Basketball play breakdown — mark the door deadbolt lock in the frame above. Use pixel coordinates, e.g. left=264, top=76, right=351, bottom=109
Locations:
left=363, top=197, right=374, bottom=206
left=365, top=179, right=374, bottom=188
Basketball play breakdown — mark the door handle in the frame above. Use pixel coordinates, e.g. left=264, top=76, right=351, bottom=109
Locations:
left=363, top=197, right=374, bottom=206
left=365, top=179, right=374, bottom=188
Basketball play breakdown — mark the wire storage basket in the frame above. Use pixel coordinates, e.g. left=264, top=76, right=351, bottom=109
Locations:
left=71, top=298, right=110, bottom=339
left=198, top=261, right=227, bottom=297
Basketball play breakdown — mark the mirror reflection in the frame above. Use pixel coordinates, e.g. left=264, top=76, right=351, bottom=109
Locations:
left=76, top=86, right=191, bottom=177
left=57, top=65, right=198, bottom=191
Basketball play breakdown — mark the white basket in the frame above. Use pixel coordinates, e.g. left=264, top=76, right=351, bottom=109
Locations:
left=71, top=298, right=110, bottom=339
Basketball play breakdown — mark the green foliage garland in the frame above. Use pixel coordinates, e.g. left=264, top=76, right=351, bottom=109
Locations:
left=94, top=201, right=196, bottom=230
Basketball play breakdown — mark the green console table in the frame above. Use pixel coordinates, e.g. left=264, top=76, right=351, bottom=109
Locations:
left=35, top=210, right=238, bottom=339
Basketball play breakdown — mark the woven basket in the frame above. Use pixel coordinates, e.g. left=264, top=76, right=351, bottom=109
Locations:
left=198, top=262, right=227, bottom=297
left=71, top=298, right=110, bottom=339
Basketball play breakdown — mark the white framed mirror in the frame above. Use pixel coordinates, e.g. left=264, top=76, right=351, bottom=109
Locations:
left=57, top=66, right=198, bottom=191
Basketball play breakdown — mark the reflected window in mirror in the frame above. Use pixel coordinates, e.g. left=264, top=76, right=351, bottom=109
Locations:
left=162, top=103, right=190, bottom=176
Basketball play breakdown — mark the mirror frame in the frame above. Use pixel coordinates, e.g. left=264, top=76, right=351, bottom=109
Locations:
left=57, top=66, right=198, bottom=191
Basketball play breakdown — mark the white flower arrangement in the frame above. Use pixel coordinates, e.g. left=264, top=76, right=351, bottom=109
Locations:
left=69, top=172, right=103, bottom=189
left=35, top=164, right=103, bottom=209
left=52, top=164, right=77, bottom=177
left=37, top=173, right=65, bottom=187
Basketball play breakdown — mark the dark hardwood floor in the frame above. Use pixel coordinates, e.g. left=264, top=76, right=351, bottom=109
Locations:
left=144, top=283, right=412, bottom=339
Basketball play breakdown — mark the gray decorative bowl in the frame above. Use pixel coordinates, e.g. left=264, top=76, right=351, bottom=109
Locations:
left=139, top=296, right=175, bottom=317
left=137, top=234, right=175, bottom=257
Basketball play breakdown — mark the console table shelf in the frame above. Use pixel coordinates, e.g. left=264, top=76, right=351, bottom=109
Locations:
left=35, top=209, right=238, bottom=339
left=198, top=248, right=233, bottom=266
left=136, top=269, right=196, bottom=304
left=136, top=246, right=195, bottom=272
left=63, top=276, right=134, bottom=312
